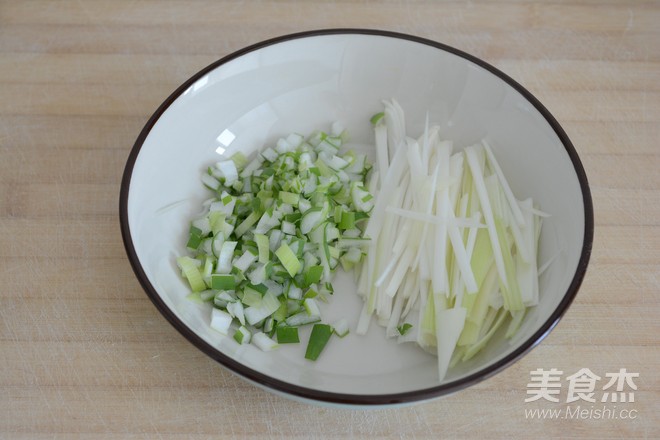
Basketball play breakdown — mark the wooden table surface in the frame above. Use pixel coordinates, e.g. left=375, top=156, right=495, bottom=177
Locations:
left=1, top=1, right=658, bottom=438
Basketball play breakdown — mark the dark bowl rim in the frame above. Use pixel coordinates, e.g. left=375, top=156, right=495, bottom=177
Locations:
left=119, top=28, right=594, bottom=406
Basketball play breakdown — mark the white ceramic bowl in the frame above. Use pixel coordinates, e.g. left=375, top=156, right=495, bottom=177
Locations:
left=120, top=30, right=593, bottom=407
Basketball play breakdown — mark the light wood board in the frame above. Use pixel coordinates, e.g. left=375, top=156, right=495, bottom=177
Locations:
left=0, top=1, right=658, bottom=438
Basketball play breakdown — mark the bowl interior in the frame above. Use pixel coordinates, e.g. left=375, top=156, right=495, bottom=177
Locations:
left=124, top=32, right=588, bottom=400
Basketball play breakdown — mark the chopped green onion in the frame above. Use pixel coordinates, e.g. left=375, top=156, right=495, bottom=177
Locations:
left=177, top=256, right=206, bottom=292
left=305, top=324, right=333, bottom=361
left=276, top=326, right=300, bottom=344
left=233, top=325, right=251, bottom=344
left=210, top=308, right=232, bottom=335
left=186, top=228, right=203, bottom=249
left=226, top=301, right=245, bottom=326
left=216, top=160, right=238, bottom=186
left=285, top=312, right=321, bottom=327
left=303, top=298, right=321, bottom=317
left=279, top=191, right=300, bottom=206
left=339, top=211, right=356, bottom=230
left=211, top=274, right=236, bottom=290
left=303, top=265, right=323, bottom=287
left=200, top=290, right=216, bottom=302
left=252, top=332, right=279, bottom=351
left=179, top=124, right=373, bottom=359
left=332, top=318, right=350, bottom=338
left=254, top=233, right=270, bottom=264
left=241, top=286, right=263, bottom=307
left=244, top=292, right=280, bottom=325
left=234, top=211, right=261, bottom=238
left=216, top=241, right=237, bottom=274
left=275, top=243, right=301, bottom=277
left=300, top=208, right=324, bottom=234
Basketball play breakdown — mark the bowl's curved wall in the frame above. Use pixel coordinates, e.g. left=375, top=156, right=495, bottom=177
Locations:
left=121, top=30, right=592, bottom=405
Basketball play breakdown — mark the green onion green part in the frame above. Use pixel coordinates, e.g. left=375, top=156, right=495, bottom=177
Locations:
left=276, top=326, right=300, bottom=344
left=305, top=324, right=333, bottom=361
left=397, top=323, right=413, bottom=336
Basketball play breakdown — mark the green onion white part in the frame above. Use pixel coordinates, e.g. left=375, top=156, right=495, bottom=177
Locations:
left=210, top=308, right=233, bottom=335
left=178, top=126, right=372, bottom=358
left=332, top=318, right=350, bottom=338
left=357, top=99, right=547, bottom=382
left=252, top=332, right=278, bottom=351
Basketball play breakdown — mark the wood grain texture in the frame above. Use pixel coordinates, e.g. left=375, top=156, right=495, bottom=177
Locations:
left=0, top=0, right=658, bottom=438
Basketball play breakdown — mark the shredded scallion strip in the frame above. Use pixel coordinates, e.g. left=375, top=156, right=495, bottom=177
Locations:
left=358, top=99, right=547, bottom=382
